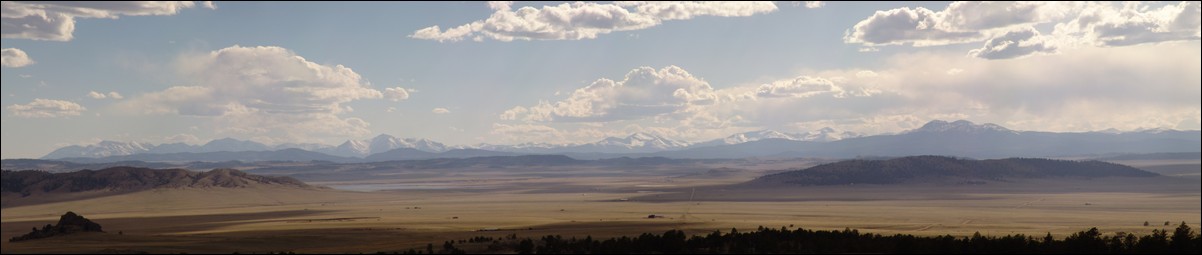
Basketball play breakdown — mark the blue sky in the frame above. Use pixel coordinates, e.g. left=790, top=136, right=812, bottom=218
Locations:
left=2, top=1, right=1200, bottom=158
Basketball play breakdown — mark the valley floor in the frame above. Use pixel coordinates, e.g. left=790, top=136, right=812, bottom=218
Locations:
left=2, top=159, right=1199, bottom=254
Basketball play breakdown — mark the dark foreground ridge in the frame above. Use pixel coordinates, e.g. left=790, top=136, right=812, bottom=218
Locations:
left=9, top=212, right=103, bottom=242
left=751, top=156, right=1158, bottom=186
left=398, top=224, right=1200, bottom=254
left=2, top=167, right=312, bottom=197
left=2, top=167, right=317, bottom=208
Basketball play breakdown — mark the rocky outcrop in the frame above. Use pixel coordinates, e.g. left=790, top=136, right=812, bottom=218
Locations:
left=9, top=212, right=104, bottom=242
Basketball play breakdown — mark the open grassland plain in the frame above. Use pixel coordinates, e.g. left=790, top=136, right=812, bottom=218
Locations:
left=3, top=161, right=1199, bottom=254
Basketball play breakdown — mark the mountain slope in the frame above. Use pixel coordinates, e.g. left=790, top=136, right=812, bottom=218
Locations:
left=2, top=167, right=316, bottom=208
left=749, top=156, right=1157, bottom=186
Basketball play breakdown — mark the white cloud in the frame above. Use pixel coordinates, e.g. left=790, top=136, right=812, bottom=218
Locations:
left=501, top=65, right=718, bottom=122
left=6, top=98, right=85, bottom=118
left=432, top=108, right=450, bottom=114
left=804, top=1, right=824, bottom=9
left=120, top=45, right=385, bottom=143
left=411, top=1, right=776, bottom=42
left=845, top=44, right=1201, bottom=132
left=496, top=42, right=1199, bottom=141
left=847, top=2, right=1201, bottom=57
left=845, top=2, right=1075, bottom=46
left=87, top=91, right=124, bottom=100
left=755, top=76, right=839, bottom=98
left=1, top=1, right=212, bottom=41
left=1053, top=1, right=1201, bottom=47
left=625, top=1, right=779, bottom=20
left=843, top=6, right=981, bottom=47
left=968, top=27, right=1058, bottom=59
left=487, top=1, right=513, bottom=11
left=384, top=87, right=412, bottom=101
left=1, top=48, right=33, bottom=68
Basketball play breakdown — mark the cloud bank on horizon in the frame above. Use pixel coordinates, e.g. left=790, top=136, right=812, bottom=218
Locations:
left=1, top=1, right=1198, bottom=158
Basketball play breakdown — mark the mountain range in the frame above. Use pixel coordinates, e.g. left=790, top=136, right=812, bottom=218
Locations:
left=652, top=120, right=1200, bottom=159
left=32, top=120, right=1200, bottom=162
left=39, top=127, right=865, bottom=160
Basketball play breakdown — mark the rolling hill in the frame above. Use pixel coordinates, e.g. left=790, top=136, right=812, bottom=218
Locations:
left=1, top=167, right=316, bottom=208
left=749, top=156, right=1158, bottom=186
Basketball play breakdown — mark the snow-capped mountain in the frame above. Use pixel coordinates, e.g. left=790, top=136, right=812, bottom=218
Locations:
left=566, top=132, right=691, bottom=153
left=41, top=139, right=274, bottom=159
left=472, top=133, right=691, bottom=154
left=722, top=130, right=797, bottom=144
left=318, top=134, right=450, bottom=158
left=905, top=120, right=1016, bottom=134
left=691, top=128, right=863, bottom=148
left=321, top=140, right=371, bottom=158
left=42, top=141, right=154, bottom=159
left=471, top=142, right=575, bottom=153
left=198, top=138, right=271, bottom=152
left=689, top=130, right=797, bottom=148
left=367, top=134, right=447, bottom=154
left=37, top=120, right=1198, bottom=161
left=798, top=127, right=864, bottom=142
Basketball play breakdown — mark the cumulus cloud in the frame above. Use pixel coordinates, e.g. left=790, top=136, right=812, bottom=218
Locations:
left=121, top=45, right=385, bottom=142
left=1, top=1, right=212, bottom=41
left=501, top=65, right=719, bottom=122
left=968, top=27, right=1057, bottom=59
left=1, top=48, right=34, bottom=68
left=845, top=2, right=1079, bottom=46
left=843, top=6, right=983, bottom=46
left=87, top=91, right=123, bottom=100
left=384, top=87, right=412, bottom=101
left=845, top=43, right=1200, bottom=133
left=497, top=42, right=1199, bottom=142
left=6, top=98, right=85, bottom=118
left=847, top=2, right=1200, bottom=57
left=411, top=1, right=776, bottom=42
left=432, top=108, right=450, bottom=114
left=1053, top=1, right=1201, bottom=47
left=755, top=76, right=839, bottom=98
left=804, top=1, right=824, bottom=9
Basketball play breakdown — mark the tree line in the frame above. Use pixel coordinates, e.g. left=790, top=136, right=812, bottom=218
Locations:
left=382, top=223, right=1200, bottom=254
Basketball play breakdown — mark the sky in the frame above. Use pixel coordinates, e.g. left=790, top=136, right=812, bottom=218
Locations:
left=1, top=1, right=1200, bottom=159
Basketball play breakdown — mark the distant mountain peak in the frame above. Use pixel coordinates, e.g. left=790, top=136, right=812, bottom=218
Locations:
left=371, top=134, right=397, bottom=141
left=626, top=132, right=659, bottom=140
left=912, top=120, right=1013, bottom=134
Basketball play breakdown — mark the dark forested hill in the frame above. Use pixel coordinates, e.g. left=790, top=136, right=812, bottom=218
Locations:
left=750, top=156, right=1158, bottom=186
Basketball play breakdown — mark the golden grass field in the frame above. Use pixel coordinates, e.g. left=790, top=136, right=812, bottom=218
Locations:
left=2, top=159, right=1199, bottom=254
